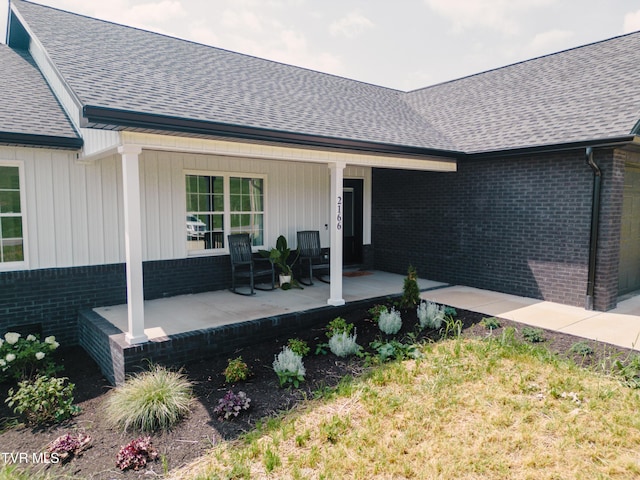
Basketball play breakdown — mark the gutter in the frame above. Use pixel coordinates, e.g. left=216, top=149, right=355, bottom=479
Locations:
left=585, top=146, right=601, bottom=310
left=82, top=105, right=462, bottom=159
left=0, top=132, right=83, bottom=150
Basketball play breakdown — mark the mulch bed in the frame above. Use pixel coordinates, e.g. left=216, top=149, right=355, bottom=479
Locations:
left=0, top=303, right=634, bottom=479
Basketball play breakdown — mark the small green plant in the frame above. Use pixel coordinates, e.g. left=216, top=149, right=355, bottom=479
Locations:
left=522, top=327, right=545, bottom=343
left=273, top=347, right=305, bottom=388
left=480, top=317, right=501, bottom=330
left=264, top=448, right=281, bottom=473
left=287, top=338, right=310, bottom=357
left=441, top=315, right=463, bottom=339
left=569, top=341, right=594, bottom=357
left=378, top=307, right=402, bottom=335
left=224, top=356, right=250, bottom=384
left=417, top=301, right=446, bottom=330
left=213, top=390, right=251, bottom=420
left=325, top=317, right=354, bottom=339
left=328, top=331, right=361, bottom=357
left=116, top=436, right=159, bottom=471
left=0, top=332, right=61, bottom=382
left=400, top=265, right=420, bottom=308
left=370, top=340, right=422, bottom=362
left=368, top=304, right=388, bottom=323
left=5, top=375, right=79, bottom=425
left=614, top=354, right=640, bottom=388
left=106, top=365, right=194, bottom=432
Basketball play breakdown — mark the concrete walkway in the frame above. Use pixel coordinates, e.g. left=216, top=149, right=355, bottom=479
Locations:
left=421, top=286, right=640, bottom=351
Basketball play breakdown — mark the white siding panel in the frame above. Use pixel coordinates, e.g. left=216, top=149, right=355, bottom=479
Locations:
left=51, top=151, right=73, bottom=266
left=84, top=162, right=106, bottom=264
left=100, top=157, right=121, bottom=264
left=34, top=155, right=56, bottom=267
left=69, top=161, right=90, bottom=265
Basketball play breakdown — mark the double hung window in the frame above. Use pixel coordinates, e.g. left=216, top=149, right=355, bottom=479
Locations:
left=0, top=164, right=25, bottom=266
left=186, top=173, right=264, bottom=252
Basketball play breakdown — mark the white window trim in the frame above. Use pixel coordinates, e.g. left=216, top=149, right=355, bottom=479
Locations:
left=184, top=170, right=267, bottom=256
left=0, top=160, right=28, bottom=271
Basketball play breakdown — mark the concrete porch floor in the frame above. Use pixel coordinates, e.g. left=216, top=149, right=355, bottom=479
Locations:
left=93, top=270, right=640, bottom=351
left=94, top=271, right=446, bottom=340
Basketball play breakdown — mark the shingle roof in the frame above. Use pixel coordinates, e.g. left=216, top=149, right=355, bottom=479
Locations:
left=402, top=32, right=640, bottom=153
left=10, top=0, right=456, bottom=153
left=8, top=0, right=640, bottom=155
left=0, top=43, right=80, bottom=148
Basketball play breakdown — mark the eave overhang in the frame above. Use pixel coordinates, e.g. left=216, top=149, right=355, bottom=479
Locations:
left=0, top=131, right=83, bottom=149
left=82, top=105, right=462, bottom=160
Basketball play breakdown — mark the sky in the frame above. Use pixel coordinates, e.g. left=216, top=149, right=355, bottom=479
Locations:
left=2, top=0, right=640, bottom=91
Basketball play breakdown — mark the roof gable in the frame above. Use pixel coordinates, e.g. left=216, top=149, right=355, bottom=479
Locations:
left=0, top=43, right=81, bottom=148
left=10, top=0, right=456, bottom=155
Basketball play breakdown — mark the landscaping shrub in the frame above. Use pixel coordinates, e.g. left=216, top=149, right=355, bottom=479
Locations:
left=328, top=331, right=361, bottom=357
left=213, top=390, right=251, bottom=420
left=0, top=332, right=60, bottom=382
left=47, top=432, right=92, bottom=463
left=273, top=347, right=305, bottom=387
left=417, top=301, right=445, bottom=330
left=522, top=327, right=545, bottom=343
left=325, top=317, right=354, bottom=339
left=480, top=317, right=501, bottom=330
left=368, top=304, right=388, bottom=323
left=223, top=357, right=250, bottom=384
left=5, top=375, right=79, bottom=425
left=400, top=265, right=420, bottom=308
left=287, top=338, right=310, bottom=357
left=116, top=437, right=159, bottom=471
left=569, top=341, right=594, bottom=357
left=106, top=365, right=194, bottom=432
left=378, top=307, right=402, bottom=335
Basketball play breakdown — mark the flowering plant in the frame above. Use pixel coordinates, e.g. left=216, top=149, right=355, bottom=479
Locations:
left=116, top=437, right=158, bottom=471
left=0, top=332, right=60, bottom=382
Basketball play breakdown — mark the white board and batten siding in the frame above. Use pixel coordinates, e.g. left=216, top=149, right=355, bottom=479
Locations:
left=1, top=145, right=371, bottom=270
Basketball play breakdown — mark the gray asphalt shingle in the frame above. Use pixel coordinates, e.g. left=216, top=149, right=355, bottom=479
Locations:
left=11, top=0, right=455, bottom=152
left=8, top=0, right=640, bottom=154
left=0, top=43, right=79, bottom=142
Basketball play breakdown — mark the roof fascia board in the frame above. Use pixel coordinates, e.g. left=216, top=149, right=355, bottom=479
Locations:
left=9, top=3, right=85, bottom=128
left=0, top=132, right=83, bottom=149
left=466, top=136, right=638, bottom=159
left=82, top=105, right=462, bottom=160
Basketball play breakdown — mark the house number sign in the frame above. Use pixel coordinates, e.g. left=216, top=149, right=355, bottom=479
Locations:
left=336, top=195, right=342, bottom=230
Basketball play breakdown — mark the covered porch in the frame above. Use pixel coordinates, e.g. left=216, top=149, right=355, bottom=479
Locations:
left=79, top=271, right=446, bottom=384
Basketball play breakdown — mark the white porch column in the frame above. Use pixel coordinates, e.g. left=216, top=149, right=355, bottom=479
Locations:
left=118, top=145, right=148, bottom=345
left=328, top=161, right=346, bottom=306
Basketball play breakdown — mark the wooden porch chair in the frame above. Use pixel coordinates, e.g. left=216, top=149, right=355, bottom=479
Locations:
left=228, top=233, right=275, bottom=295
left=296, top=230, right=330, bottom=286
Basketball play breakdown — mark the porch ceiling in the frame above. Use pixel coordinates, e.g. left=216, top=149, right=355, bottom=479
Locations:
left=79, top=130, right=458, bottom=172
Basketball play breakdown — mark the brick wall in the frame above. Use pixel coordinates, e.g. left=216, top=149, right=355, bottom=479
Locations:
left=0, top=255, right=232, bottom=345
left=372, top=148, right=623, bottom=310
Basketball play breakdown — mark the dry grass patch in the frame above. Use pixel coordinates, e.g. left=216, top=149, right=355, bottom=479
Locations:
left=174, top=336, right=640, bottom=479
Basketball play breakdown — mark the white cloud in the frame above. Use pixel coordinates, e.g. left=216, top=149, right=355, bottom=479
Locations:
left=527, top=29, right=574, bottom=55
left=329, top=12, right=374, bottom=38
left=623, top=9, right=640, bottom=33
left=423, top=0, right=555, bottom=35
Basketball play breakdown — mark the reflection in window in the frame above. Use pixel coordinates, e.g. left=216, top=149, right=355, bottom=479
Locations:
left=0, top=166, right=24, bottom=264
left=185, top=174, right=264, bottom=252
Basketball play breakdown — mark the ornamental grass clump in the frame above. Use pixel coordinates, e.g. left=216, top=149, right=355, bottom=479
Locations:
left=106, top=365, right=194, bottom=432
left=378, top=307, right=402, bottom=335
left=417, top=301, right=446, bottom=330
left=273, top=347, right=305, bottom=388
left=328, top=331, right=361, bottom=358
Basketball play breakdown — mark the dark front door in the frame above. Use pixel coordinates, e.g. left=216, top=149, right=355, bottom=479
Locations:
left=343, top=179, right=363, bottom=265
